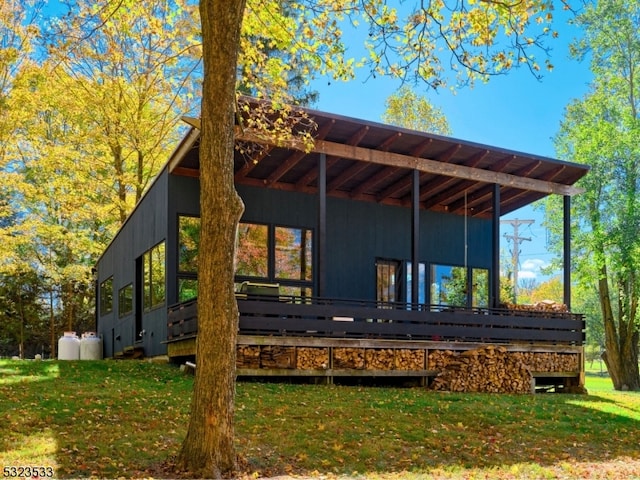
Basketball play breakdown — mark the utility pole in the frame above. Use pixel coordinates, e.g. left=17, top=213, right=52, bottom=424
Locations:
left=501, top=218, right=534, bottom=302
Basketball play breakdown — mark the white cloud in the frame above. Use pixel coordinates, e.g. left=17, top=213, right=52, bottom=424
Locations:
left=521, top=258, right=548, bottom=271
left=517, top=270, right=538, bottom=280
left=518, top=258, right=549, bottom=280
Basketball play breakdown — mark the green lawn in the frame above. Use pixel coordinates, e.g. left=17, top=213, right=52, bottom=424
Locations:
left=1, top=360, right=639, bottom=479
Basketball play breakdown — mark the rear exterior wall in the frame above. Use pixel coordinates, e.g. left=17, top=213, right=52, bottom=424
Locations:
left=96, top=176, right=492, bottom=357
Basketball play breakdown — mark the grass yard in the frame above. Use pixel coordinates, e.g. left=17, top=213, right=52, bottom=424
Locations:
left=1, top=360, right=640, bottom=479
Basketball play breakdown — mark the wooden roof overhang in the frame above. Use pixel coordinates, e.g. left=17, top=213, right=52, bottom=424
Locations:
left=169, top=102, right=589, bottom=218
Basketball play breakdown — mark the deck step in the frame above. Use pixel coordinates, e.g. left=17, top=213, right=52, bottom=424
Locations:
left=115, top=345, right=145, bottom=360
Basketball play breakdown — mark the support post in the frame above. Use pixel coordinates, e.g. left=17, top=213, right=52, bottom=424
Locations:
left=318, top=153, right=327, bottom=297
left=411, top=170, right=420, bottom=305
left=563, top=195, right=571, bottom=310
left=492, top=184, right=501, bottom=308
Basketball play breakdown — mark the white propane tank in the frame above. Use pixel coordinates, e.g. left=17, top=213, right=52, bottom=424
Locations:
left=80, top=332, right=103, bottom=360
left=58, top=332, right=80, bottom=360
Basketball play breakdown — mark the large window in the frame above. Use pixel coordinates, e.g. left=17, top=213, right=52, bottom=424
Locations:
left=236, top=223, right=269, bottom=278
left=430, top=264, right=489, bottom=308
left=118, top=283, right=133, bottom=317
left=178, top=216, right=200, bottom=302
left=174, top=219, right=314, bottom=298
left=179, top=216, right=200, bottom=273
left=275, top=226, right=312, bottom=281
left=406, top=261, right=426, bottom=304
left=237, top=222, right=313, bottom=296
left=471, top=268, right=489, bottom=308
left=143, top=241, right=166, bottom=311
left=99, top=277, right=113, bottom=316
left=376, top=259, right=401, bottom=303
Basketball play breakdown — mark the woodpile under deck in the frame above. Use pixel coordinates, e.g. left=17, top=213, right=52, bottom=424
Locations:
left=233, top=336, right=583, bottom=392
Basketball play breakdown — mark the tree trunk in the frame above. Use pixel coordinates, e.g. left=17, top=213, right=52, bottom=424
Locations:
left=599, top=263, right=640, bottom=391
left=176, top=0, right=246, bottom=478
left=602, top=338, right=640, bottom=391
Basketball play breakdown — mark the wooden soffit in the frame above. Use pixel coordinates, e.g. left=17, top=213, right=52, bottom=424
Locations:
left=172, top=107, right=589, bottom=217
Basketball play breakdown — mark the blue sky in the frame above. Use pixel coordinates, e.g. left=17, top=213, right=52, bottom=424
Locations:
left=311, top=8, right=593, bottom=287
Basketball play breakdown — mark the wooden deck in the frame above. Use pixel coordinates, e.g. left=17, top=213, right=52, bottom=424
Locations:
left=164, top=295, right=585, bottom=390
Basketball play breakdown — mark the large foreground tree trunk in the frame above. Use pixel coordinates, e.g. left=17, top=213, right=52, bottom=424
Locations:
left=176, top=0, right=246, bottom=477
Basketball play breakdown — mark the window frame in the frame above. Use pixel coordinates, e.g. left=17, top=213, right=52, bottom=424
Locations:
left=429, top=263, right=489, bottom=308
left=142, top=241, right=166, bottom=312
left=173, top=216, right=316, bottom=300
left=274, top=225, right=313, bottom=282
left=236, top=221, right=270, bottom=280
left=178, top=215, right=201, bottom=274
left=118, top=283, right=133, bottom=318
left=99, top=276, right=114, bottom=316
left=375, top=258, right=402, bottom=304
left=236, top=221, right=314, bottom=297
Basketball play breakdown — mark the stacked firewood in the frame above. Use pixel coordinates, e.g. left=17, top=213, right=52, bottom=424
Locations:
left=429, top=346, right=532, bottom=393
left=260, top=345, right=296, bottom=369
left=365, top=348, right=395, bottom=370
left=502, top=300, right=569, bottom=313
left=333, top=347, right=365, bottom=369
left=395, top=349, right=426, bottom=371
left=512, top=351, right=579, bottom=372
left=236, top=345, right=260, bottom=368
left=296, top=347, right=329, bottom=370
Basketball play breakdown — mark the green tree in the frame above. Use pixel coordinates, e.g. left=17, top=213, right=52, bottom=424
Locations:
left=0, top=269, right=47, bottom=358
left=238, top=0, right=319, bottom=105
left=552, top=0, right=640, bottom=390
left=382, top=86, right=451, bottom=135
left=181, top=0, right=563, bottom=476
left=0, top=0, right=41, bottom=155
left=45, top=0, right=201, bottom=222
left=2, top=66, right=114, bottom=352
left=1, top=0, right=204, bottom=356
left=529, top=276, right=563, bottom=304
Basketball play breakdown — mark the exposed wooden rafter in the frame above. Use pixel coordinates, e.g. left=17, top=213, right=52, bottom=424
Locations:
left=418, top=150, right=490, bottom=206
left=234, top=127, right=583, bottom=196
left=235, top=145, right=274, bottom=180
left=296, top=125, right=369, bottom=188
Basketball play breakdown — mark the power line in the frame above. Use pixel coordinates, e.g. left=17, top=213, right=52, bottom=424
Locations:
left=501, top=218, right=534, bottom=302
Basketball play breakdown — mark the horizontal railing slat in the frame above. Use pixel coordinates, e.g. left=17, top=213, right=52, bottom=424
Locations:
left=166, top=296, right=585, bottom=344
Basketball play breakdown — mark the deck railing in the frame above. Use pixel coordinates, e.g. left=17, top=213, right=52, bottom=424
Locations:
left=167, top=294, right=585, bottom=345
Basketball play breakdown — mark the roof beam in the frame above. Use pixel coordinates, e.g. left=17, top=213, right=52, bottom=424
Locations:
left=314, top=139, right=582, bottom=196
left=376, top=173, right=412, bottom=202
left=265, top=150, right=306, bottom=185
left=257, top=119, right=336, bottom=185
left=234, top=127, right=583, bottom=196
left=327, top=162, right=371, bottom=192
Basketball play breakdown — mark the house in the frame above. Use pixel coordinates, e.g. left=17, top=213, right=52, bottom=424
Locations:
left=95, top=98, right=589, bottom=390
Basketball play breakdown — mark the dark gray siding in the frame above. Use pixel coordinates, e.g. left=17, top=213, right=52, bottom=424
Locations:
left=238, top=185, right=492, bottom=301
left=96, top=169, right=170, bottom=357
left=239, top=184, right=316, bottom=229
left=97, top=177, right=492, bottom=357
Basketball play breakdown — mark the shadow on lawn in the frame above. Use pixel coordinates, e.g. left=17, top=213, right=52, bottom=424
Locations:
left=3, top=360, right=640, bottom=479
left=0, top=360, right=190, bottom=479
